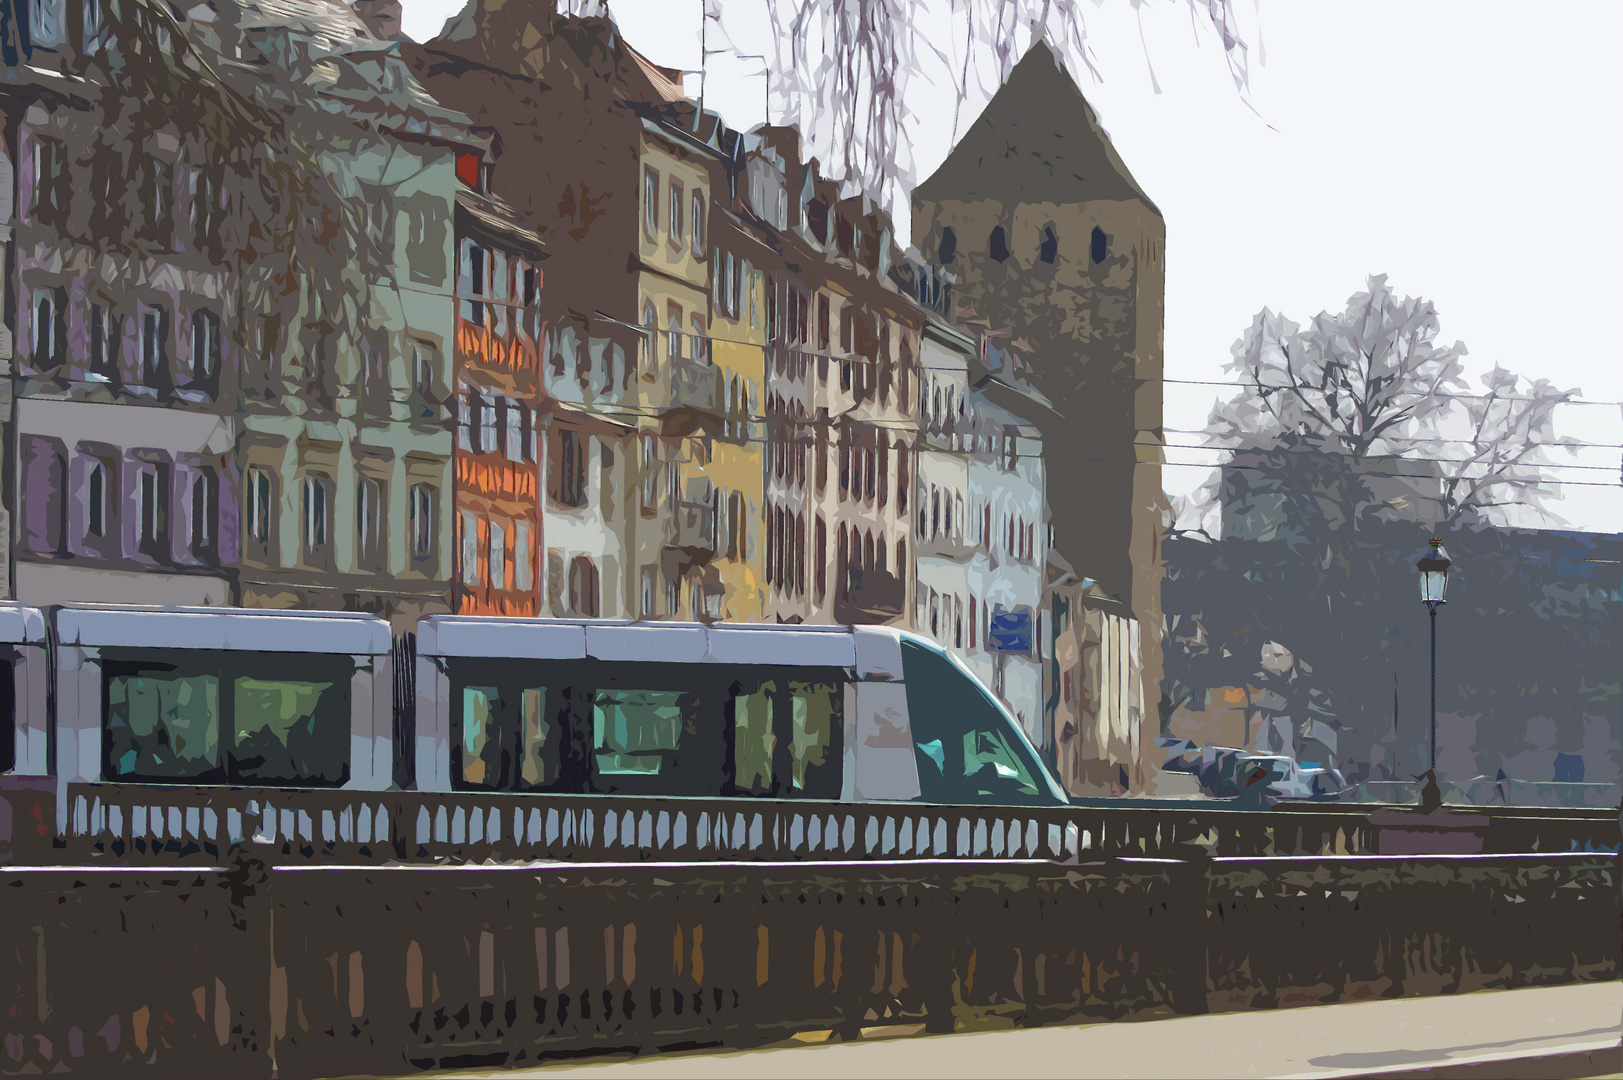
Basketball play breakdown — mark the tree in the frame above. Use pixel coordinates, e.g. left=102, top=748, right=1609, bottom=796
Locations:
left=1184, top=274, right=1578, bottom=537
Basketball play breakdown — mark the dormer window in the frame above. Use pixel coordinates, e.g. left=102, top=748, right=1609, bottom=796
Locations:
left=806, top=197, right=829, bottom=246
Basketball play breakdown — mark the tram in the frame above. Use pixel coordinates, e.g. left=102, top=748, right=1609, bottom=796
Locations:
left=1, top=604, right=1067, bottom=810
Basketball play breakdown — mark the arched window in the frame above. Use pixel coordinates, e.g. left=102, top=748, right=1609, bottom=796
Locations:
left=1039, top=225, right=1057, bottom=264
left=1091, top=225, right=1107, bottom=265
left=938, top=226, right=957, bottom=264
left=988, top=226, right=1009, bottom=263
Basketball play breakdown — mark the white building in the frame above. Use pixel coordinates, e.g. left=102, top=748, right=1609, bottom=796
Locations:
left=912, top=317, right=1049, bottom=748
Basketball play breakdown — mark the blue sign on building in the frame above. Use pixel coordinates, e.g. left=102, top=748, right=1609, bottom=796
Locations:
left=988, top=608, right=1032, bottom=653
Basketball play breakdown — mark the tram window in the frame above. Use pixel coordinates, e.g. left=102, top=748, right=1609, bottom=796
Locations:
left=104, top=653, right=353, bottom=786
left=233, top=676, right=348, bottom=786
left=899, top=640, right=1063, bottom=806
left=592, top=688, right=688, bottom=779
left=518, top=688, right=558, bottom=788
left=725, top=673, right=843, bottom=798
left=787, top=679, right=839, bottom=795
left=106, top=664, right=223, bottom=781
left=461, top=685, right=504, bottom=788
left=732, top=680, right=776, bottom=794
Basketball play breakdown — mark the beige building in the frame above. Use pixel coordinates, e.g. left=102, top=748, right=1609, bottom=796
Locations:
left=913, top=41, right=1167, bottom=793
left=754, top=128, right=921, bottom=631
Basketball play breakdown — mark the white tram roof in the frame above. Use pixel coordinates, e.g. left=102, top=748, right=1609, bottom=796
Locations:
left=54, top=605, right=392, bottom=655
left=0, top=603, right=46, bottom=645
left=418, top=617, right=907, bottom=676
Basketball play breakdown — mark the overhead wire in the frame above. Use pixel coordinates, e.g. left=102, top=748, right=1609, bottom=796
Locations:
left=464, top=310, right=1622, bottom=494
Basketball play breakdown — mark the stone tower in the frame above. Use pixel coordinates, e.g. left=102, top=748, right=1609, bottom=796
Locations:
left=913, top=40, right=1167, bottom=779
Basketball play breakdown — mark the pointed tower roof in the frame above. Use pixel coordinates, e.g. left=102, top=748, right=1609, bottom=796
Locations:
left=915, top=39, right=1159, bottom=215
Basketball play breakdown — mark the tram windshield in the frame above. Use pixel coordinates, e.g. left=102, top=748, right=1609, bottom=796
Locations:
left=901, top=639, right=1067, bottom=807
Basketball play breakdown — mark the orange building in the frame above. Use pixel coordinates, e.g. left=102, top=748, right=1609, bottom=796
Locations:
left=451, top=171, right=549, bottom=616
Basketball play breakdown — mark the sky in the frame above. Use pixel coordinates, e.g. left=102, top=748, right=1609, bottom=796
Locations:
left=401, top=0, right=1623, bottom=535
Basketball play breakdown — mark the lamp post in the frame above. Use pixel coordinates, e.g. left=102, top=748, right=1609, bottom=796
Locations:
left=1415, top=539, right=1452, bottom=779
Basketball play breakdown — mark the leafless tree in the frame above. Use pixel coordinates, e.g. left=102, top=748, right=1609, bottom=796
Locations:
left=68, top=0, right=380, bottom=409
left=1195, top=274, right=1579, bottom=530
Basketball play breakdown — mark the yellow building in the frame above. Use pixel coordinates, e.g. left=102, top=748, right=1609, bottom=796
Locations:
left=703, top=203, right=771, bottom=622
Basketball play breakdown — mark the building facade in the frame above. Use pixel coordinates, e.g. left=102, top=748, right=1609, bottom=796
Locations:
left=451, top=181, right=547, bottom=617
left=2, top=0, right=474, bottom=634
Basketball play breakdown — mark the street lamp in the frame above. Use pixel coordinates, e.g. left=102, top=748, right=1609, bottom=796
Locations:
left=1415, top=538, right=1452, bottom=783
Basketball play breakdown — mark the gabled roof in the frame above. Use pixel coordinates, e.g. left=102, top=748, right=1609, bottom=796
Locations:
left=915, top=39, right=1159, bottom=215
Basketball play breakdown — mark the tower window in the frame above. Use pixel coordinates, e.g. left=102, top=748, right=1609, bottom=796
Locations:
left=1039, top=225, right=1057, bottom=264
left=1091, top=226, right=1108, bottom=265
left=938, top=226, right=956, bottom=264
left=988, top=226, right=1009, bottom=263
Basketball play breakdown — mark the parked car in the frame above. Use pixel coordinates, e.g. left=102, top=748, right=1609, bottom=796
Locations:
left=1239, top=755, right=1315, bottom=800
left=1199, top=745, right=1248, bottom=798
left=1157, top=737, right=1200, bottom=775
left=1304, top=767, right=1347, bottom=801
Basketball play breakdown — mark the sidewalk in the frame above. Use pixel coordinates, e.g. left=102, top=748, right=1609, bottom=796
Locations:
left=426, top=982, right=1622, bottom=1080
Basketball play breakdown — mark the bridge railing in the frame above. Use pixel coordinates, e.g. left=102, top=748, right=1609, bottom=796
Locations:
left=3, top=779, right=1614, bottom=868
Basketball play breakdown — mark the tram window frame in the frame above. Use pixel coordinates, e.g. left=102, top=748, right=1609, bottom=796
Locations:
left=100, top=650, right=353, bottom=787
left=723, top=669, right=845, bottom=800
left=449, top=658, right=571, bottom=793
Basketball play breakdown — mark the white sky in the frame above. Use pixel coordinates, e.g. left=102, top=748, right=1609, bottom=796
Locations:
left=402, top=0, right=1623, bottom=534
